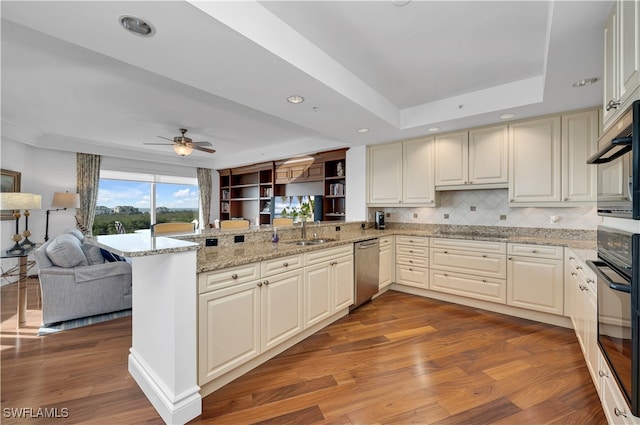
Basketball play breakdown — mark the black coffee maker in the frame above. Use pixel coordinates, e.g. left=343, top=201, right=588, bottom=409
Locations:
left=375, top=211, right=385, bottom=230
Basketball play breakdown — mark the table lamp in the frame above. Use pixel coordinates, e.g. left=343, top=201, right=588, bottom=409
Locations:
left=0, top=192, right=42, bottom=254
left=44, top=192, right=81, bottom=242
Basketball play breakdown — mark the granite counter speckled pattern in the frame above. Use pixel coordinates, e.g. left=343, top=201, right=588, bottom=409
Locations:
left=196, top=223, right=596, bottom=273
left=94, top=233, right=199, bottom=257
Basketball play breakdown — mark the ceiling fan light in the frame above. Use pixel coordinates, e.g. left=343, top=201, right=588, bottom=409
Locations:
left=173, top=144, right=193, bottom=157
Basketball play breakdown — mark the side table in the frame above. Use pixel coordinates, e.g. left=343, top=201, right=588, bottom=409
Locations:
left=1, top=245, right=37, bottom=328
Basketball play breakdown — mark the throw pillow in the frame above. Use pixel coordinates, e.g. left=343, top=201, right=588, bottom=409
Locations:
left=64, top=228, right=85, bottom=243
left=100, top=248, right=126, bottom=262
left=45, top=234, right=89, bottom=268
left=81, top=242, right=105, bottom=265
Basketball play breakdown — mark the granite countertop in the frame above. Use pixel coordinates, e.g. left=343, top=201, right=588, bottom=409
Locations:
left=94, top=233, right=199, bottom=258
left=197, top=227, right=596, bottom=273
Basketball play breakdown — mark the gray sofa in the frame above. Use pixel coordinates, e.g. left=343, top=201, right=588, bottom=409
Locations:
left=34, top=229, right=132, bottom=325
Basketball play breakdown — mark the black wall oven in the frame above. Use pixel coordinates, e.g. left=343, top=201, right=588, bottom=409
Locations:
left=588, top=100, right=639, bottom=219
left=588, top=227, right=640, bottom=416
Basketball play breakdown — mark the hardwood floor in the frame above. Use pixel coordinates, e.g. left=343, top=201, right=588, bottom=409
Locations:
left=1, top=279, right=606, bottom=424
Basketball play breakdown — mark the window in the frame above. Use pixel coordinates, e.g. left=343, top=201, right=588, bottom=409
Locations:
left=94, top=171, right=199, bottom=235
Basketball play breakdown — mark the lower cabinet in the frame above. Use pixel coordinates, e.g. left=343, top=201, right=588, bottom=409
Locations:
left=395, top=236, right=429, bottom=289
left=379, top=236, right=394, bottom=290
left=507, top=243, right=564, bottom=315
left=198, top=245, right=354, bottom=387
left=599, top=355, right=640, bottom=425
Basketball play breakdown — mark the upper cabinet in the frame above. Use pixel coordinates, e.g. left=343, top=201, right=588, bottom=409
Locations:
left=275, top=157, right=323, bottom=184
left=368, top=138, right=437, bottom=207
left=603, top=0, right=640, bottom=130
left=434, top=125, right=508, bottom=189
left=509, top=109, right=599, bottom=206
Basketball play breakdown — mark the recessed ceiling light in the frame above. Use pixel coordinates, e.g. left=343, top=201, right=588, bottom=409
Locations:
left=119, top=15, right=155, bottom=37
left=572, top=77, right=599, bottom=87
left=357, top=128, right=369, bottom=133
left=287, top=95, right=305, bottom=104
left=499, top=113, right=516, bottom=120
left=392, top=0, right=412, bottom=6
left=428, top=127, right=440, bottom=132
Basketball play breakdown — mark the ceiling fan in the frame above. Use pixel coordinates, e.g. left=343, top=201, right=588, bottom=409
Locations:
left=144, top=128, right=216, bottom=156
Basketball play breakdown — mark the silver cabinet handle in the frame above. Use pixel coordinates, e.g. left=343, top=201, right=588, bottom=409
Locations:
left=599, top=370, right=609, bottom=378
left=263, top=280, right=269, bottom=285
left=443, top=251, right=448, bottom=254
left=569, top=256, right=575, bottom=260
left=606, top=99, right=621, bottom=111
left=283, top=262, right=289, bottom=267
left=571, top=272, right=577, bottom=276
left=482, top=255, right=487, bottom=258
left=482, top=279, right=487, bottom=283
left=532, top=249, right=538, bottom=253
left=579, top=284, right=587, bottom=291
left=614, top=407, right=627, bottom=418
left=587, top=279, right=595, bottom=284
left=576, top=266, right=583, bottom=270
left=257, top=282, right=262, bottom=287
left=231, top=273, right=238, bottom=279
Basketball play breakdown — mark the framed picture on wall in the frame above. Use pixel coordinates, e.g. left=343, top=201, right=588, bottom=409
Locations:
left=1, top=169, right=21, bottom=220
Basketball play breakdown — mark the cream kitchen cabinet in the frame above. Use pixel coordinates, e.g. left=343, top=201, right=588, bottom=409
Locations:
left=430, top=238, right=507, bottom=304
left=507, top=243, right=564, bottom=315
left=599, top=355, right=640, bottom=425
left=565, top=248, right=599, bottom=388
left=509, top=110, right=598, bottom=206
left=379, top=236, right=394, bottom=290
left=561, top=110, right=599, bottom=204
left=603, top=0, right=640, bottom=130
left=304, top=244, right=354, bottom=327
left=260, top=268, right=304, bottom=352
left=509, top=116, right=562, bottom=204
left=368, top=138, right=437, bottom=207
left=395, top=236, right=429, bottom=289
left=434, top=125, right=508, bottom=189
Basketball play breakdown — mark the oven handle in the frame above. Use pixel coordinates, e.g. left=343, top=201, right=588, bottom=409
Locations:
left=587, top=260, right=632, bottom=293
left=586, top=136, right=632, bottom=164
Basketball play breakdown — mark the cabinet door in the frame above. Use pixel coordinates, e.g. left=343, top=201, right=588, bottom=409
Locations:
left=333, top=255, right=354, bottom=311
left=198, top=282, right=260, bottom=384
left=469, top=125, right=508, bottom=185
left=261, top=269, right=304, bottom=351
left=304, top=262, right=332, bottom=327
left=507, top=256, right=564, bottom=315
left=395, top=264, right=429, bottom=289
left=603, top=5, right=618, bottom=126
left=403, top=138, right=436, bottom=205
left=561, top=110, right=598, bottom=203
left=434, top=131, right=468, bottom=186
left=619, top=0, right=640, bottom=107
left=509, top=116, right=562, bottom=204
left=379, top=244, right=393, bottom=289
left=368, top=144, right=403, bottom=205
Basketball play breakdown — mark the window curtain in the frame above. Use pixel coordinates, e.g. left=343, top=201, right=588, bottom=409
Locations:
left=197, top=167, right=212, bottom=229
left=76, top=153, right=101, bottom=236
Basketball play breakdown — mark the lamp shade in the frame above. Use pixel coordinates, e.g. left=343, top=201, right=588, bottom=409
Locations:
left=0, top=192, right=42, bottom=210
left=51, top=192, right=80, bottom=209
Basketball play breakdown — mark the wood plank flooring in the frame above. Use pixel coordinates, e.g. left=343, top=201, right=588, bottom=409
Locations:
left=1, top=279, right=606, bottom=424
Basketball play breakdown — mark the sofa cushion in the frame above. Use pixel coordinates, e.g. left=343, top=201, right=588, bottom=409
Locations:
left=45, top=234, right=88, bottom=268
left=81, top=242, right=105, bottom=265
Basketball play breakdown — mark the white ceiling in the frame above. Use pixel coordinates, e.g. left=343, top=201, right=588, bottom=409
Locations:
left=1, top=0, right=613, bottom=170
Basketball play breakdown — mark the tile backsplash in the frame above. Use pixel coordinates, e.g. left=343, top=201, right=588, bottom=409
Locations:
left=369, top=189, right=600, bottom=230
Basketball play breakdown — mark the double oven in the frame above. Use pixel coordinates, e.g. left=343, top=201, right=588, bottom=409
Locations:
left=588, top=100, right=640, bottom=416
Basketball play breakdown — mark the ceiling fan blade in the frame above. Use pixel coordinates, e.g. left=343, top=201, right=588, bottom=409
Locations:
left=191, top=144, right=216, bottom=154
left=143, top=142, right=174, bottom=145
left=157, top=136, right=173, bottom=141
left=191, top=141, right=213, bottom=147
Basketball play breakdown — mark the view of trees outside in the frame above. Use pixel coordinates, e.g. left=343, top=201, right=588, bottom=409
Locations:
left=93, top=179, right=199, bottom=235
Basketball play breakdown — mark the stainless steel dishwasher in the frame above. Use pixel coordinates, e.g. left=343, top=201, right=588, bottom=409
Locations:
left=352, top=238, right=380, bottom=310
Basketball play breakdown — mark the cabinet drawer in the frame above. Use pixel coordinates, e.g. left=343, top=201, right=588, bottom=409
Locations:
left=396, top=244, right=428, bottom=257
left=395, top=236, right=428, bottom=246
left=430, top=249, right=506, bottom=279
left=431, top=237, right=506, bottom=254
left=199, top=262, right=261, bottom=294
left=305, top=244, right=353, bottom=266
left=430, top=270, right=506, bottom=304
left=396, top=255, right=428, bottom=267
left=379, top=236, right=394, bottom=247
left=508, top=243, right=563, bottom=259
left=600, top=358, right=634, bottom=425
left=261, top=254, right=304, bottom=277
left=395, top=264, right=429, bottom=289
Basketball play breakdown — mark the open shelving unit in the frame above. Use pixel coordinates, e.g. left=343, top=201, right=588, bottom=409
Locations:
left=218, top=148, right=348, bottom=225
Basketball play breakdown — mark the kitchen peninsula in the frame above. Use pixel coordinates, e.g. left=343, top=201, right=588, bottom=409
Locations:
left=93, top=233, right=200, bottom=425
